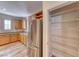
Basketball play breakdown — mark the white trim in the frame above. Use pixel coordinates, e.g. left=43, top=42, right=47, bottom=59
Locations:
left=49, top=1, right=77, bottom=12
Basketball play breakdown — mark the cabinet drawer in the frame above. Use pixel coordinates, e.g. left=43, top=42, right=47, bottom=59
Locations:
left=10, top=34, right=18, bottom=42
left=20, top=35, right=27, bottom=45
left=0, top=35, right=10, bottom=45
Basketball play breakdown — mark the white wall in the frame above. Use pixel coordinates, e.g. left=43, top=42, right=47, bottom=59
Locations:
left=43, top=1, right=76, bottom=57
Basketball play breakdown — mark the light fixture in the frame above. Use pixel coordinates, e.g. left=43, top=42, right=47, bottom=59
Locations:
left=2, top=8, right=6, bottom=11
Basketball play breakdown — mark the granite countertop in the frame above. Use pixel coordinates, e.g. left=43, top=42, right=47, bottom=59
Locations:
left=0, top=29, right=27, bottom=34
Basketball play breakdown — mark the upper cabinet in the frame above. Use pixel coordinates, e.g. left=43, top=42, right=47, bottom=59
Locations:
left=15, top=20, right=23, bottom=29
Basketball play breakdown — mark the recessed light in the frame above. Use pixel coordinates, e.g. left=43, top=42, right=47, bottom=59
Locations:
left=2, top=8, right=6, bottom=11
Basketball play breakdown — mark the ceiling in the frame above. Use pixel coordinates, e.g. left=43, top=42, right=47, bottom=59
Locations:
left=0, top=1, right=42, bottom=17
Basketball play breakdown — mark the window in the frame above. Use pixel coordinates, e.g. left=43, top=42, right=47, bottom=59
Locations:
left=4, top=20, right=11, bottom=30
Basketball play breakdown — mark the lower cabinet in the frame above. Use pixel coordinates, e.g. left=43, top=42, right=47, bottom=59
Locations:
left=19, top=33, right=27, bottom=45
left=28, top=46, right=39, bottom=57
left=0, top=33, right=19, bottom=46
left=0, top=33, right=28, bottom=46
left=10, top=33, right=19, bottom=42
left=0, top=34, right=10, bottom=45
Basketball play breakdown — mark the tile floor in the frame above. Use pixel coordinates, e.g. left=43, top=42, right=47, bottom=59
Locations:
left=0, top=42, right=28, bottom=57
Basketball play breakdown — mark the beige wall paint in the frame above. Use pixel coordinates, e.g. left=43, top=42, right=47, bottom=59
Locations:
left=0, top=13, right=16, bottom=31
left=0, top=13, right=26, bottom=32
left=43, top=1, right=76, bottom=57
left=43, top=1, right=69, bottom=10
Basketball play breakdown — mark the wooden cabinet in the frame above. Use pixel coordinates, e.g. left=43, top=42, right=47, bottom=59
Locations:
left=10, top=33, right=19, bottom=43
left=28, top=46, right=39, bottom=57
left=0, top=34, right=10, bottom=45
left=15, top=20, right=23, bottom=29
left=19, top=34, right=27, bottom=45
left=0, top=33, right=19, bottom=46
left=30, top=47, right=36, bottom=57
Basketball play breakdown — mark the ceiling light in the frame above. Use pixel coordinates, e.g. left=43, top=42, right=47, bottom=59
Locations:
left=2, top=8, right=6, bottom=11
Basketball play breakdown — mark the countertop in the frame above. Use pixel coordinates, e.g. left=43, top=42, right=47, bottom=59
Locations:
left=0, top=29, right=27, bottom=34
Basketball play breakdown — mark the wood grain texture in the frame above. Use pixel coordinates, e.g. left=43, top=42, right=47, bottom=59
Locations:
left=0, top=35, right=10, bottom=45
left=15, top=20, right=23, bottom=29
left=0, top=33, right=19, bottom=46
left=19, top=34, right=27, bottom=45
left=10, top=33, right=19, bottom=43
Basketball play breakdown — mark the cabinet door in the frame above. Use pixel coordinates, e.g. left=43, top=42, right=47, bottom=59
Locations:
left=28, top=46, right=39, bottom=57
left=31, top=48, right=36, bottom=57
left=20, top=34, right=27, bottom=45
left=0, top=35, right=10, bottom=45
left=10, top=34, right=18, bottom=42
left=15, top=20, right=23, bottom=29
left=35, top=48, right=39, bottom=57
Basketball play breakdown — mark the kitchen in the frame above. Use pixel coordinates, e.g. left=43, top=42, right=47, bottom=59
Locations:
left=0, top=1, right=43, bottom=57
